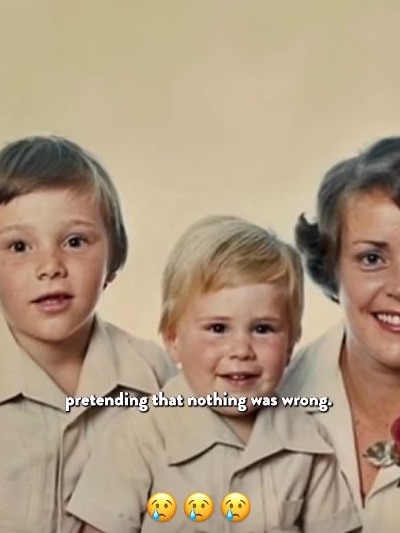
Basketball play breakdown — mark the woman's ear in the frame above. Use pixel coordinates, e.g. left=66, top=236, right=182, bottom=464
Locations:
left=162, top=327, right=181, bottom=365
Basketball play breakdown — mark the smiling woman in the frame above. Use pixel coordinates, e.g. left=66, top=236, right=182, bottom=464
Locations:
left=280, top=136, right=400, bottom=533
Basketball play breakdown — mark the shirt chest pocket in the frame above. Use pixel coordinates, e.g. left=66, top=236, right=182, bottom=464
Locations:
left=0, top=403, right=60, bottom=530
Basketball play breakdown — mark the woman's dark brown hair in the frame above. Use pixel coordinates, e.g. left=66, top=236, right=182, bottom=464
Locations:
left=296, top=137, right=400, bottom=302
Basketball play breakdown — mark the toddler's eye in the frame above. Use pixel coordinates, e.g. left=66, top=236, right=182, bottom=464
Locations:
left=9, top=240, right=27, bottom=253
left=207, top=323, right=227, bottom=334
left=254, top=323, right=274, bottom=334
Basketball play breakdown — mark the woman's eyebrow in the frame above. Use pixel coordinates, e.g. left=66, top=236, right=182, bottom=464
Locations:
left=352, top=240, right=387, bottom=248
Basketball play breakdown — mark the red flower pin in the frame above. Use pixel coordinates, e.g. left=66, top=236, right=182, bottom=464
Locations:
left=391, top=416, right=400, bottom=459
left=365, top=416, right=400, bottom=476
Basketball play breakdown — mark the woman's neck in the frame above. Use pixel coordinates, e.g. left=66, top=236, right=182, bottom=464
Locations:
left=340, top=336, right=400, bottom=424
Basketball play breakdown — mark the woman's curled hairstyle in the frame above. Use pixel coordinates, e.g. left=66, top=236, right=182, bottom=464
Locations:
left=296, top=136, right=400, bottom=303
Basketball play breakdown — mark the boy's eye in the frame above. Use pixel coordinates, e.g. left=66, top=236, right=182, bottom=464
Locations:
left=253, top=323, right=274, bottom=334
left=207, top=323, right=227, bottom=334
left=9, top=240, right=28, bottom=253
left=66, top=235, right=88, bottom=248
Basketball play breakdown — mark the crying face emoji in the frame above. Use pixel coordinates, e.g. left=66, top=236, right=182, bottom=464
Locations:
left=220, top=492, right=251, bottom=522
left=146, top=492, right=177, bottom=522
left=184, top=492, right=214, bottom=522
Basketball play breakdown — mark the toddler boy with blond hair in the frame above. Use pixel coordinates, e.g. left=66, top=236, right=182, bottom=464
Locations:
left=69, top=215, right=360, bottom=533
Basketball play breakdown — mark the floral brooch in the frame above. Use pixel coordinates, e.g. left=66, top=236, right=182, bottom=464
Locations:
left=364, top=417, right=400, bottom=486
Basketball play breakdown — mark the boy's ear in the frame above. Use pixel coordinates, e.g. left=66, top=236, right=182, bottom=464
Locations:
left=162, top=328, right=181, bottom=364
left=285, top=333, right=298, bottom=367
left=103, top=272, right=117, bottom=289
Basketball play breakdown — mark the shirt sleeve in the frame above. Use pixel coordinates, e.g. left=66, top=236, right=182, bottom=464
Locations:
left=136, top=339, right=177, bottom=388
left=67, top=410, right=153, bottom=533
left=302, top=452, right=361, bottom=533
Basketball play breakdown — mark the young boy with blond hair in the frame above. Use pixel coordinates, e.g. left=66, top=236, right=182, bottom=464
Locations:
left=69, top=215, right=361, bottom=533
left=0, top=135, right=174, bottom=533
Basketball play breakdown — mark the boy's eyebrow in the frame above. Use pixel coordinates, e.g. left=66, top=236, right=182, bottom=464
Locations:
left=198, top=315, right=282, bottom=322
left=0, top=223, right=32, bottom=235
left=64, top=218, right=100, bottom=229
left=0, top=219, right=99, bottom=235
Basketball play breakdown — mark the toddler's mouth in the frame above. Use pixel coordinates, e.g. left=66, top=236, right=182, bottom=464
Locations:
left=219, top=372, right=260, bottom=386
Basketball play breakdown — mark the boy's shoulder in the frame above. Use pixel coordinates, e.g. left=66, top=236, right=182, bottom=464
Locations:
left=260, top=399, right=335, bottom=456
left=98, top=318, right=177, bottom=389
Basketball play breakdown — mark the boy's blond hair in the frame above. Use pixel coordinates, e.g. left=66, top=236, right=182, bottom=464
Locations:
left=159, top=215, right=304, bottom=345
left=0, top=135, right=127, bottom=277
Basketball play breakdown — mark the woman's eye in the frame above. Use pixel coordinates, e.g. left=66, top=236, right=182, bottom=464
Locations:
left=9, top=240, right=27, bottom=253
left=359, top=252, right=383, bottom=266
left=207, top=323, right=227, bottom=334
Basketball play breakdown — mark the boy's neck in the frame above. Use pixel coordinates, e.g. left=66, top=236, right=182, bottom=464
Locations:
left=221, top=412, right=257, bottom=444
left=11, top=319, right=94, bottom=395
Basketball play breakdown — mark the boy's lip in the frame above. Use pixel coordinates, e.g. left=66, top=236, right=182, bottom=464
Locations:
left=31, top=291, right=73, bottom=303
left=218, top=370, right=261, bottom=378
left=218, top=371, right=261, bottom=382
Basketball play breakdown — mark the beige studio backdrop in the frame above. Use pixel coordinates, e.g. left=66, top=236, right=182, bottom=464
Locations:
left=1, top=0, right=400, bottom=347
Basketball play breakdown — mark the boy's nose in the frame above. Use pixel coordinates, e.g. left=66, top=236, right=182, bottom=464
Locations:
left=36, top=250, right=67, bottom=280
left=228, top=332, right=255, bottom=360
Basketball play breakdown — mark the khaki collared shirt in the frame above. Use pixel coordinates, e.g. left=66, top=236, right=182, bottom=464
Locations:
left=0, top=315, right=174, bottom=533
left=68, top=373, right=360, bottom=533
left=280, top=323, right=400, bottom=533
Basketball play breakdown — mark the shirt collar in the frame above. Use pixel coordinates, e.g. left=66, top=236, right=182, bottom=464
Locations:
left=155, top=374, right=333, bottom=469
left=0, top=315, right=67, bottom=408
left=0, top=316, right=24, bottom=404
left=279, top=322, right=365, bottom=508
left=156, top=374, right=243, bottom=464
left=0, top=315, right=164, bottom=409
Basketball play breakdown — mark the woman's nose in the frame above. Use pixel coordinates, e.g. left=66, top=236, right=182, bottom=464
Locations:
left=386, top=262, right=400, bottom=301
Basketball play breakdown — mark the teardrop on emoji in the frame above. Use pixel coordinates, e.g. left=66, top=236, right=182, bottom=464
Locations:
left=146, top=492, right=177, bottom=522
left=183, top=492, right=214, bottom=522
